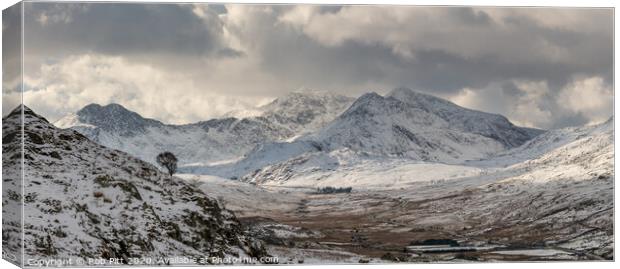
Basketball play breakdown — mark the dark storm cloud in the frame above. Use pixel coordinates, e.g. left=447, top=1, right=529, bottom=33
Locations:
left=14, top=3, right=613, bottom=128
left=306, top=7, right=610, bottom=93
left=2, top=3, right=23, bottom=116
left=23, top=2, right=238, bottom=59
left=252, top=26, right=607, bottom=96
left=447, top=6, right=492, bottom=25
left=2, top=2, right=21, bottom=87
left=501, top=81, right=523, bottom=97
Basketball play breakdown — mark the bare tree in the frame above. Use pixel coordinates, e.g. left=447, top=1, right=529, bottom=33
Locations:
left=156, top=152, right=178, bottom=176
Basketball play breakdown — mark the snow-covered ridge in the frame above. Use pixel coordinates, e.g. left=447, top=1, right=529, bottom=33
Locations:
left=387, top=87, right=543, bottom=147
left=470, top=116, right=613, bottom=167
left=55, top=88, right=540, bottom=170
left=54, top=88, right=545, bottom=183
left=54, top=91, right=354, bottom=166
left=259, top=90, right=355, bottom=134
left=307, top=88, right=540, bottom=162
left=184, top=88, right=545, bottom=181
left=2, top=105, right=268, bottom=264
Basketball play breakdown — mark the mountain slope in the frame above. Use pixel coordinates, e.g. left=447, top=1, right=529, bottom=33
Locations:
left=388, top=88, right=543, bottom=147
left=55, top=104, right=292, bottom=166
left=185, top=88, right=544, bottom=179
left=2, top=106, right=267, bottom=264
left=435, top=118, right=614, bottom=258
left=54, top=91, right=354, bottom=166
left=180, top=116, right=614, bottom=261
left=471, top=116, right=613, bottom=167
left=75, top=103, right=164, bottom=135
left=308, top=89, right=540, bottom=163
left=182, top=141, right=324, bottom=178
left=259, top=90, right=355, bottom=134
left=236, top=114, right=614, bottom=260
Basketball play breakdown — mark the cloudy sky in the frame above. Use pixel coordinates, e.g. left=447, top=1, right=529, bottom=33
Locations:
left=2, top=2, right=613, bottom=129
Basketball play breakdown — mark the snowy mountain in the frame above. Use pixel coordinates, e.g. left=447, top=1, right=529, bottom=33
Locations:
left=387, top=88, right=542, bottom=147
left=309, top=92, right=485, bottom=162
left=186, top=114, right=614, bottom=260
left=55, top=88, right=545, bottom=183
left=241, top=115, right=612, bottom=188
left=232, top=115, right=614, bottom=260
left=189, top=88, right=543, bottom=179
left=73, top=103, right=164, bottom=135
left=2, top=106, right=268, bottom=265
left=471, top=116, right=613, bottom=167
left=54, top=91, right=354, bottom=166
left=55, top=104, right=290, bottom=166
left=182, top=140, right=324, bottom=178
left=259, top=90, right=355, bottom=134
left=4, top=91, right=612, bottom=262
left=449, top=118, right=614, bottom=258
left=310, top=88, right=542, bottom=161
left=509, top=116, right=613, bottom=177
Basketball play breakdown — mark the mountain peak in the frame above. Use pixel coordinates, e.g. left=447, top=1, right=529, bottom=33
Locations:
left=273, top=89, right=351, bottom=103
left=76, top=103, right=162, bottom=135
left=325, top=87, right=541, bottom=155
left=3, top=104, right=50, bottom=124
left=387, top=87, right=452, bottom=106
left=262, top=89, right=354, bottom=112
left=345, top=92, right=387, bottom=110
left=4, top=104, right=25, bottom=119
left=359, top=91, right=383, bottom=99
left=79, top=103, right=132, bottom=115
left=389, top=86, right=416, bottom=95
left=257, top=89, right=355, bottom=134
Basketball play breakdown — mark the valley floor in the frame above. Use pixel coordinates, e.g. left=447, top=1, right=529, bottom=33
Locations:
left=178, top=157, right=614, bottom=264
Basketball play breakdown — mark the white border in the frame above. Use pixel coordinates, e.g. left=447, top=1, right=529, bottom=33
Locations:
left=0, top=1, right=617, bottom=269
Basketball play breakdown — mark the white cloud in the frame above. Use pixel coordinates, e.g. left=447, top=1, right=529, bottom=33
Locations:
left=277, top=5, right=318, bottom=29
left=22, top=54, right=271, bottom=124
left=450, top=77, right=613, bottom=129
left=558, top=76, right=613, bottom=125
left=450, top=81, right=553, bottom=128
left=191, top=4, right=209, bottom=19
left=484, top=8, right=612, bottom=34
left=219, top=4, right=277, bottom=52
left=449, top=86, right=512, bottom=116
left=510, top=80, right=554, bottom=128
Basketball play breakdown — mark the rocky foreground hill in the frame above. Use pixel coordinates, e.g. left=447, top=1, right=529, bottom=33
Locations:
left=2, top=106, right=268, bottom=266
